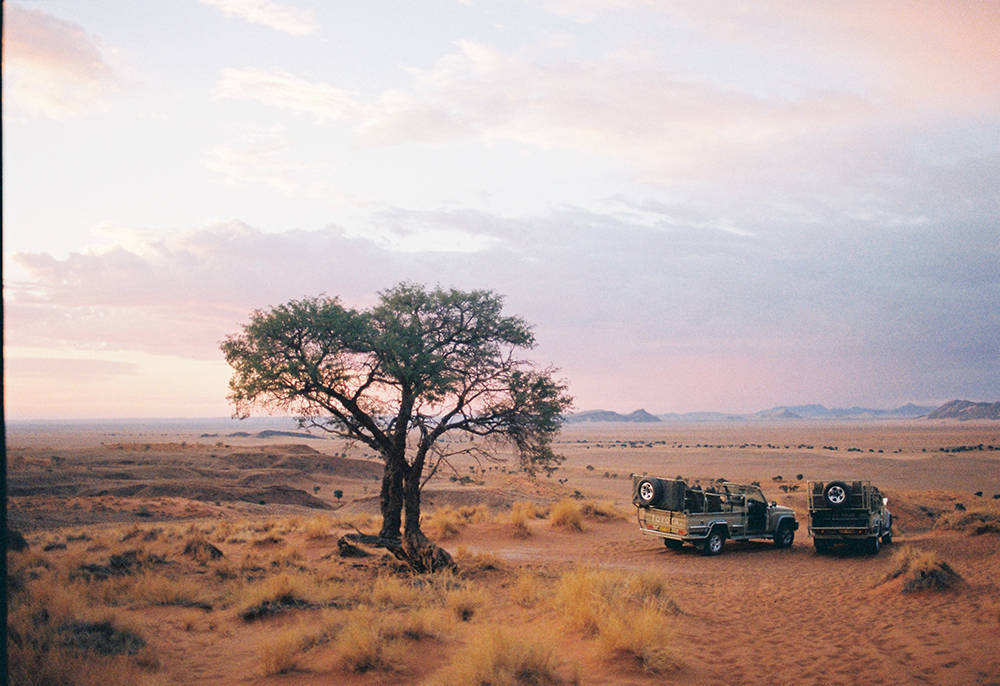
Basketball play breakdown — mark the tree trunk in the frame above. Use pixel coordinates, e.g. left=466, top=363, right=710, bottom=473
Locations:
left=402, top=467, right=455, bottom=573
left=378, top=454, right=404, bottom=539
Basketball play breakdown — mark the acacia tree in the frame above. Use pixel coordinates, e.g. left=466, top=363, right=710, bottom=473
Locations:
left=221, top=283, right=572, bottom=570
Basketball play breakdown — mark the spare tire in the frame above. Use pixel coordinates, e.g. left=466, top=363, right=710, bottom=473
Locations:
left=635, top=478, right=663, bottom=507
left=823, top=481, right=851, bottom=508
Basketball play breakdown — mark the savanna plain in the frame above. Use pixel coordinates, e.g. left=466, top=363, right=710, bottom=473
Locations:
left=7, top=420, right=1000, bottom=685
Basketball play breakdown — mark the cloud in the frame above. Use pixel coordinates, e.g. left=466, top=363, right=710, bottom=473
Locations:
left=203, top=126, right=301, bottom=193
left=199, top=0, right=317, bottom=35
left=3, top=6, right=118, bottom=119
left=5, top=358, right=138, bottom=380
left=7, top=192, right=997, bottom=412
left=661, top=0, right=1000, bottom=112
left=216, top=68, right=358, bottom=120
left=351, top=40, right=871, bottom=181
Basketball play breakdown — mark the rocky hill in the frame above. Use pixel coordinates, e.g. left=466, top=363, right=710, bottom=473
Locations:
left=926, top=400, right=1000, bottom=420
left=565, top=409, right=661, bottom=423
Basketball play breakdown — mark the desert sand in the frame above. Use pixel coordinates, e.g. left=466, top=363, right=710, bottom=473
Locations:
left=6, top=420, right=1000, bottom=685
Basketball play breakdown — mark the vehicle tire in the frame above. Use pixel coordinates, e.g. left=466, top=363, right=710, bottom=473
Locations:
left=664, top=538, right=684, bottom=550
left=701, top=529, right=725, bottom=556
left=774, top=522, right=795, bottom=548
left=635, top=478, right=663, bottom=507
left=823, top=481, right=851, bottom=508
left=881, top=530, right=892, bottom=545
left=814, top=539, right=830, bottom=554
left=866, top=534, right=881, bottom=555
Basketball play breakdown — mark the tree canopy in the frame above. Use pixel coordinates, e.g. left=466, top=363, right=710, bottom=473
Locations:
left=221, top=282, right=572, bottom=570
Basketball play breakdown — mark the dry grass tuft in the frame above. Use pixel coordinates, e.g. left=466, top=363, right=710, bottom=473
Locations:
left=371, top=574, right=424, bottom=609
left=426, top=506, right=464, bottom=539
left=454, top=547, right=505, bottom=574
left=883, top=546, right=964, bottom=593
left=445, top=585, right=489, bottom=622
left=130, top=572, right=213, bottom=609
left=335, top=609, right=405, bottom=674
left=935, top=508, right=1000, bottom=535
left=238, top=572, right=317, bottom=620
left=511, top=570, right=546, bottom=608
left=509, top=502, right=536, bottom=538
left=580, top=500, right=627, bottom=520
left=303, top=514, right=334, bottom=539
left=428, top=625, right=563, bottom=686
left=258, top=626, right=309, bottom=675
left=549, top=499, right=585, bottom=531
left=596, top=604, right=681, bottom=674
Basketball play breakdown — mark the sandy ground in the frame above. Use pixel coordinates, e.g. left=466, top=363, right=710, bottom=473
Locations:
left=6, top=420, right=1000, bottom=685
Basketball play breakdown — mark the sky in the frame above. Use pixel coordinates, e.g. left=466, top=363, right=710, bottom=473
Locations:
left=3, top=0, right=999, bottom=420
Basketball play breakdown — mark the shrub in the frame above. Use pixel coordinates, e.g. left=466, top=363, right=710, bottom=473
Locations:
left=883, top=547, right=964, bottom=593
left=445, top=585, right=488, bottom=622
left=549, top=499, right=584, bottom=531
left=596, top=604, right=681, bottom=674
left=511, top=571, right=545, bottom=608
left=238, top=572, right=317, bottom=620
left=303, top=514, right=333, bottom=540
left=335, top=609, right=403, bottom=674
left=426, top=506, right=464, bottom=539
left=258, top=626, right=307, bottom=675
left=580, top=500, right=625, bottom=520
left=935, top=508, right=1000, bottom=535
left=509, top=503, right=534, bottom=538
left=371, top=575, right=424, bottom=609
left=428, top=626, right=562, bottom=686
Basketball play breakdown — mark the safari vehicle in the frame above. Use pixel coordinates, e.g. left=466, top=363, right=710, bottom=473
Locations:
left=632, top=475, right=798, bottom=555
left=807, top=480, right=892, bottom=554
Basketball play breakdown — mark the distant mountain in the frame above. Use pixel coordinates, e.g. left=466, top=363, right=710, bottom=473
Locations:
left=926, top=400, right=1000, bottom=420
left=657, top=411, right=745, bottom=422
left=752, top=403, right=936, bottom=419
left=566, top=409, right=661, bottom=423
left=572, top=402, right=940, bottom=423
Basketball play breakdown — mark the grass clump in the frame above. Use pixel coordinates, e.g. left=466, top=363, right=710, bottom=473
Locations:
left=303, top=514, right=334, bottom=539
left=258, top=626, right=310, bottom=675
left=883, top=547, right=963, bottom=593
left=581, top=500, right=626, bottom=520
left=238, top=572, right=317, bottom=620
left=935, top=508, right=1000, bottom=535
left=596, top=604, right=681, bottom=674
left=428, top=626, right=563, bottom=686
left=335, top=609, right=405, bottom=674
left=552, top=567, right=681, bottom=673
left=549, top=499, right=585, bottom=531
left=426, top=506, right=464, bottom=539
left=509, top=502, right=536, bottom=538
left=445, top=584, right=489, bottom=622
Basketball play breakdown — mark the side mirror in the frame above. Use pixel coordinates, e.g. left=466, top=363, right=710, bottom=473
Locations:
left=770, top=501, right=777, bottom=507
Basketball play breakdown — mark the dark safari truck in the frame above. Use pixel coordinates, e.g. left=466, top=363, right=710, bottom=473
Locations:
left=808, top=480, right=892, bottom=554
left=632, top=476, right=798, bottom=555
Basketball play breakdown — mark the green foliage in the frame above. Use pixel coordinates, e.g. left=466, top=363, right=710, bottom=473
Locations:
left=222, top=282, right=573, bottom=538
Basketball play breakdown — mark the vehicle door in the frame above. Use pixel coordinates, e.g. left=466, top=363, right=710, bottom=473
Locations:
left=746, top=487, right=768, bottom=532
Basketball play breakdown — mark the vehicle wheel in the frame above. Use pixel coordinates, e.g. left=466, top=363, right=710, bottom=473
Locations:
left=881, top=530, right=893, bottom=545
left=823, top=481, right=851, bottom=508
left=774, top=523, right=795, bottom=548
left=865, top=535, right=881, bottom=555
left=701, top=530, right=725, bottom=556
left=635, top=478, right=663, bottom=507
left=664, top=538, right=683, bottom=550
left=814, top=539, right=830, bottom=554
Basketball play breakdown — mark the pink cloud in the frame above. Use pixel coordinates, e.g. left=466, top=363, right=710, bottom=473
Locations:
left=4, top=6, right=118, bottom=119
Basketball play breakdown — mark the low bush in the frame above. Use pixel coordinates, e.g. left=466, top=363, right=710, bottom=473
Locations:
left=428, top=626, right=562, bottom=686
left=549, top=499, right=584, bottom=531
left=883, top=547, right=964, bottom=593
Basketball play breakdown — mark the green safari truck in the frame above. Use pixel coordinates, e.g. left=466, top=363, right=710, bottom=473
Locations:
left=633, top=476, right=798, bottom=555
